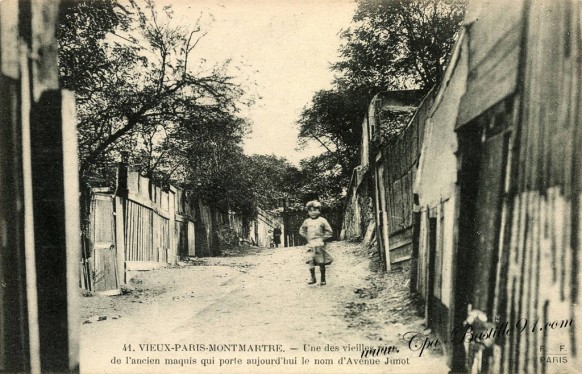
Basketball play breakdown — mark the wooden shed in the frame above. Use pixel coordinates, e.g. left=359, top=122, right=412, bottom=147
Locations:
left=353, top=0, right=582, bottom=372
left=452, top=0, right=582, bottom=372
left=409, top=0, right=582, bottom=372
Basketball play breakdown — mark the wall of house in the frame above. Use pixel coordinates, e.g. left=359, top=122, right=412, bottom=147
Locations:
left=465, top=2, right=581, bottom=372
left=457, top=0, right=524, bottom=126
left=412, top=29, right=468, bottom=358
left=412, top=1, right=581, bottom=372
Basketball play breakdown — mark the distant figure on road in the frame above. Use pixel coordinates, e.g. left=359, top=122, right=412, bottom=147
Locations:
left=273, top=226, right=282, bottom=248
left=267, top=230, right=275, bottom=248
left=299, top=200, right=333, bottom=285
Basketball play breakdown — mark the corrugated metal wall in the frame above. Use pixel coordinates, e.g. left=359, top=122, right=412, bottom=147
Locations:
left=490, top=2, right=581, bottom=372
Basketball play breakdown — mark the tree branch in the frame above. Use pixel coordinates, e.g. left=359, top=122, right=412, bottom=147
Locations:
left=81, top=117, right=137, bottom=176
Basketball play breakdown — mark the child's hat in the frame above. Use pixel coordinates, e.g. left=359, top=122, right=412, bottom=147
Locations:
left=306, top=200, right=322, bottom=209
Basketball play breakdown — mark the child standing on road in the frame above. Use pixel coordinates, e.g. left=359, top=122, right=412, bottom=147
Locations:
left=299, top=200, right=333, bottom=285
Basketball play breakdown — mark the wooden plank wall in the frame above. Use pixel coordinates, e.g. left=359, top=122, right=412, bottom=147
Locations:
left=174, top=187, right=196, bottom=257
left=93, top=172, right=193, bottom=265
left=125, top=201, right=157, bottom=261
left=92, top=197, right=115, bottom=243
left=175, top=219, right=189, bottom=258
left=380, top=92, right=434, bottom=265
left=197, top=200, right=213, bottom=256
left=124, top=171, right=197, bottom=262
left=487, top=2, right=582, bottom=373
left=92, top=170, right=242, bottom=273
left=342, top=167, right=373, bottom=242
left=341, top=171, right=364, bottom=240
left=90, top=194, right=118, bottom=292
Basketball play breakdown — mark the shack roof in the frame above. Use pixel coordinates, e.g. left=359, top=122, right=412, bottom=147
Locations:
left=371, top=90, right=427, bottom=109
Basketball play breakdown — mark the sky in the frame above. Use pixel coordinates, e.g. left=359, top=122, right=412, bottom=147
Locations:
left=164, top=0, right=356, bottom=165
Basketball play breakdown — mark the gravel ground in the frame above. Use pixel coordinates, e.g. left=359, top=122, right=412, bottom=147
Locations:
left=80, top=241, right=448, bottom=374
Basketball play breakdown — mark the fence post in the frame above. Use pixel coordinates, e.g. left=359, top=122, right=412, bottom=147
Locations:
left=168, top=187, right=177, bottom=264
left=0, top=1, right=36, bottom=370
left=22, top=1, right=81, bottom=371
left=114, top=196, right=126, bottom=284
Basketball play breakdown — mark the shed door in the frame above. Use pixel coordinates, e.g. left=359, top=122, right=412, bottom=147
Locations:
left=472, top=131, right=508, bottom=312
left=91, top=195, right=120, bottom=294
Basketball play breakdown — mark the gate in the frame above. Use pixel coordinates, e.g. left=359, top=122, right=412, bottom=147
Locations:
left=90, top=193, right=120, bottom=294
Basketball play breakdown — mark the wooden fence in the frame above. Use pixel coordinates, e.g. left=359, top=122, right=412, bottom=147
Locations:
left=86, top=169, right=243, bottom=292
left=379, top=92, right=432, bottom=268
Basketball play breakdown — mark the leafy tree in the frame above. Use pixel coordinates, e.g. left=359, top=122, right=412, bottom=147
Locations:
left=334, top=0, right=466, bottom=93
left=58, top=0, right=263, bottom=258
left=176, top=129, right=302, bottom=217
left=59, top=0, right=250, bottom=180
left=59, top=0, right=131, bottom=93
left=297, top=89, right=369, bottom=178
left=297, top=154, right=347, bottom=208
left=168, top=109, right=255, bottom=216
left=297, top=0, right=465, bottom=206
left=239, top=155, right=300, bottom=209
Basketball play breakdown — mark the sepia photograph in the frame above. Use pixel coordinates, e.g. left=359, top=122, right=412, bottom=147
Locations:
left=0, top=0, right=581, bottom=373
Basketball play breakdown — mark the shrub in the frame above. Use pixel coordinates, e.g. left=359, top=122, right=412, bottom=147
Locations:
left=216, top=225, right=239, bottom=250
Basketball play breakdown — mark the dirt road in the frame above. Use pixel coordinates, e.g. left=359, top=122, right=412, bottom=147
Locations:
left=80, top=242, right=449, bottom=374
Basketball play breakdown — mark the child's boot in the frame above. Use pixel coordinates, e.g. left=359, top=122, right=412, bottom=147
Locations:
left=320, top=266, right=326, bottom=285
left=308, top=268, right=317, bottom=284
